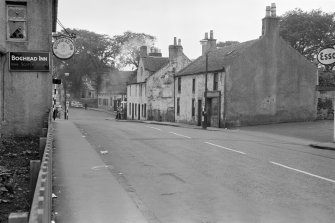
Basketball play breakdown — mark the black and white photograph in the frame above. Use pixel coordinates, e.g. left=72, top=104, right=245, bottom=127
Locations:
left=1, top=0, right=335, bottom=222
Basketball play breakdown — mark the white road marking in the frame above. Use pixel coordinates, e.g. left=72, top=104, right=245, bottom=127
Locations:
left=204, top=142, right=246, bottom=155
left=270, top=161, right=335, bottom=184
left=145, top=126, right=162, bottom=131
left=169, top=132, right=192, bottom=139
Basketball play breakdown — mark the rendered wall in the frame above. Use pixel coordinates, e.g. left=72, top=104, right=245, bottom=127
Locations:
left=0, top=0, right=53, bottom=135
left=225, top=35, right=317, bottom=126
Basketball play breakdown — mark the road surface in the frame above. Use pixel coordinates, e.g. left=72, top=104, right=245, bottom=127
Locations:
left=65, top=108, right=335, bottom=223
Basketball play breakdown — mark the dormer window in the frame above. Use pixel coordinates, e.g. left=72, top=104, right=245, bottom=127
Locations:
left=7, top=3, right=27, bottom=41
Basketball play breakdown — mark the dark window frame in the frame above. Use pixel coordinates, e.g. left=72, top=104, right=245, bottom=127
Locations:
left=178, top=77, right=181, bottom=93
left=6, top=2, right=27, bottom=41
left=213, top=72, right=219, bottom=91
left=192, top=78, right=195, bottom=93
left=177, top=98, right=180, bottom=115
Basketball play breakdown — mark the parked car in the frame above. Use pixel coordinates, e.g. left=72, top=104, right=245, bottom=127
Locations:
left=70, top=101, right=83, bottom=108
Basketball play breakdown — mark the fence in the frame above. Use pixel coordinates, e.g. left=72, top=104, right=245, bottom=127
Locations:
left=28, top=111, right=53, bottom=223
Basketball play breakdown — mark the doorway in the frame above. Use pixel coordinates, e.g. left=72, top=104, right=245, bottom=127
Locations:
left=207, top=97, right=220, bottom=127
left=197, top=99, right=202, bottom=126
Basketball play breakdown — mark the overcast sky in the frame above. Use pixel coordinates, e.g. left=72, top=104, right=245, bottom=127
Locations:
left=57, top=0, right=335, bottom=61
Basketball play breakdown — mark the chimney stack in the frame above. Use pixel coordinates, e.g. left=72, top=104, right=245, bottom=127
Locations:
left=140, top=46, right=147, bottom=57
left=261, top=3, right=279, bottom=37
left=169, top=37, right=183, bottom=62
left=200, top=30, right=217, bottom=55
left=148, top=46, right=162, bottom=57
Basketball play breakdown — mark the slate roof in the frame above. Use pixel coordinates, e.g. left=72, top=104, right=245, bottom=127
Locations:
left=176, top=39, right=258, bottom=76
left=142, top=56, right=169, bottom=72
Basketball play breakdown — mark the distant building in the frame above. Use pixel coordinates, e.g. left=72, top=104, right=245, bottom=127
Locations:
left=0, top=0, right=58, bottom=135
left=98, top=69, right=135, bottom=112
left=175, top=4, right=317, bottom=127
left=81, top=76, right=97, bottom=99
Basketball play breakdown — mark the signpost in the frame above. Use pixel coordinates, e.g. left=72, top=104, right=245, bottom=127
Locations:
left=9, top=52, right=50, bottom=71
left=317, top=46, right=335, bottom=142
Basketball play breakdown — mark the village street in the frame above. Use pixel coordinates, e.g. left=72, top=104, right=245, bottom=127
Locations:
left=54, top=108, right=335, bottom=223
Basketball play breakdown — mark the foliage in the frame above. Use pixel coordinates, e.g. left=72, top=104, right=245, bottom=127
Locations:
left=217, top=41, right=240, bottom=48
left=53, top=29, right=116, bottom=97
left=0, top=136, right=39, bottom=222
left=53, top=29, right=156, bottom=97
left=112, top=31, right=156, bottom=70
left=279, top=8, right=335, bottom=68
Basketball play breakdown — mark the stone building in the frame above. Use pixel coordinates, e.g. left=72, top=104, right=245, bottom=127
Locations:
left=0, top=0, right=58, bottom=135
left=98, top=69, right=135, bottom=112
left=175, top=4, right=317, bottom=128
left=146, top=38, right=191, bottom=121
left=127, top=46, right=169, bottom=120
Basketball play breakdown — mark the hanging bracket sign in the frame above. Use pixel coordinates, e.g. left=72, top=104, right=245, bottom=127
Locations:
left=317, top=47, right=335, bottom=65
left=52, top=37, right=75, bottom=60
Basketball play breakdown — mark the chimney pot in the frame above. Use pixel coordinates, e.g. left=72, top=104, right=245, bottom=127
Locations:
left=174, top=37, right=177, bottom=45
left=205, top=32, right=208, bottom=40
left=210, top=30, right=213, bottom=39
left=178, top=39, right=181, bottom=46
left=271, top=3, right=276, bottom=17
left=266, top=6, right=271, bottom=17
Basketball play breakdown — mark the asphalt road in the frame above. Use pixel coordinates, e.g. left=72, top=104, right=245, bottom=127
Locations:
left=68, top=108, right=335, bottom=223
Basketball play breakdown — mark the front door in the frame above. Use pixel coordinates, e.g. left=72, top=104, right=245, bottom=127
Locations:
left=132, top=103, right=134, bottom=120
left=197, top=100, right=202, bottom=126
left=207, top=97, right=219, bottom=127
left=138, top=104, right=141, bottom=120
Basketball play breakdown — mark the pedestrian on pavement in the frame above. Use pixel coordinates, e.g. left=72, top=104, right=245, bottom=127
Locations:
left=53, top=108, right=58, bottom=120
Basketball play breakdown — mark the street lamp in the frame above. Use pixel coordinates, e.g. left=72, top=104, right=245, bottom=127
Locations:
left=64, top=72, right=69, bottom=119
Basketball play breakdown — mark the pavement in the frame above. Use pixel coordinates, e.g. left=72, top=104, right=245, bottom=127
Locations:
left=52, top=108, right=335, bottom=222
left=53, top=119, right=148, bottom=223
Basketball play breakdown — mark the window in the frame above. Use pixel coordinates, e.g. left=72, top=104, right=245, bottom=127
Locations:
left=213, top=73, right=219, bottom=90
left=178, top=77, right=181, bottom=93
left=129, top=103, right=131, bottom=115
left=144, top=104, right=146, bottom=117
left=129, top=86, right=131, bottom=96
left=139, top=84, right=142, bottom=97
left=192, top=99, right=195, bottom=117
left=192, top=78, right=195, bottom=93
left=177, top=98, right=180, bottom=115
left=7, top=3, right=27, bottom=40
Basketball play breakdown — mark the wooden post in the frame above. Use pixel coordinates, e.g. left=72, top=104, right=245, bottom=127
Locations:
left=41, top=128, right=48, bottom=137
left=30, top=160, right=41, bottom=203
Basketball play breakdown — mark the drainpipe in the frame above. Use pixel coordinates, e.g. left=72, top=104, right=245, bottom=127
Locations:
left=223, top=71, right=227, bottom=128
left=173, top=67, right=176, bottom=122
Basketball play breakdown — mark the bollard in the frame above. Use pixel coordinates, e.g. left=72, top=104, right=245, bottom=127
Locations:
left=41, top=128, right=48, bottom=137
left=30, top=160, right=41, bottom=203
left=8, top=212, right=28, bottom=223
left=39, top=137, right=47, bottom=160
